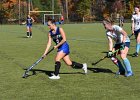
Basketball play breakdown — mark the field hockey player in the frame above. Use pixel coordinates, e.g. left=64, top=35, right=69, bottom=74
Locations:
left=102, top=18, right=133, bottom=77
left=42, top=19, right=87, bottom=79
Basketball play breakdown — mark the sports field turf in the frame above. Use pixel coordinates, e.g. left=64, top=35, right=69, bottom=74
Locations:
left=0, top=23, right=140, bottom=100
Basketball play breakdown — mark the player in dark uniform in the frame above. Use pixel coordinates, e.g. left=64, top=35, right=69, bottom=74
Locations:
left=42, top=19, right=87, bottom=79
left=119, top=15, right=124, bottom=27
left=26, top=14, right=34, bottom=38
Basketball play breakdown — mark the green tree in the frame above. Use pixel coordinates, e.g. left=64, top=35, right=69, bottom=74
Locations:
left=76, top=0, right=91, bottom=22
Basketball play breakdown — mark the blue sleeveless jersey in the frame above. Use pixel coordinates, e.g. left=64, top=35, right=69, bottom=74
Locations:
left=49, top=27, right=70, bottom=55
left=26, top=17, right=32, bottom=26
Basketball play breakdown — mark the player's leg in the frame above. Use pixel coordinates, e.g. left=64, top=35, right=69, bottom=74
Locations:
left=110, top=56, right=125, bottom=75
left=120, top=43, right=133, bottom=77
left=63, top=55, right=87, bottom=74
left=135, top=31, right=140, bottom=56
left=29, top=26, right=32, bottom=38
left=122, top=21, right=124, bottom=27
left=49, top=51, right=66, bottom=79
left=133, top=30, right=140, bottom=57
left=112, top=44, right=125, bottom=75
left=26, top=26, right=30, bottom=38
left=119, top=20, right=121, bottom=26
left=121, top=22, right=123, bottom=27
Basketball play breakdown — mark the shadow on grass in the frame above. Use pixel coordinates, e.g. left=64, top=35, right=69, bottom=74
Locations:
left=88, top=67, right=115, bottom=74
left=18, top=36, right=28, bottom=38
left=127, top=53, right=134, bottom=57
left=101, top=51, right=108, bottom=54
left=127, top=53, right=138, bottom=57
left=22, top=69, right=84, bottom=78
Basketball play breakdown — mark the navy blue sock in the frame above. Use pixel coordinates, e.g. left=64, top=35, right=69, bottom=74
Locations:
left=111, top=57, right=125, bottom=72
left=71, top=61, right=83, bottom=68
left=27, top=32, right=29, bottom=36
left=30, top=32, right=32, bottom=36
left=54, top=61, right=61, bottom=76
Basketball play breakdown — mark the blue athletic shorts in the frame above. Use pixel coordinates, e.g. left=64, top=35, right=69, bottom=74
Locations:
left=26, top=24, right=32, bottom=28
left=58, top=42, right=70, bottom=55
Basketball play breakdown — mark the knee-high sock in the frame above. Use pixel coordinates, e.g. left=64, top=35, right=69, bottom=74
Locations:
left=136, top=43, right=140, bottom=53
left=111, top=57, right=125, bottom=72
left=71, top=61, right=83, bottom=68
left=123, top=58, right=132, bottom=73
left=30, top=32, right=32, bottom=36
left=54, top=61, right=61, bottom=76
left=27, top=32, right=29, bottom=36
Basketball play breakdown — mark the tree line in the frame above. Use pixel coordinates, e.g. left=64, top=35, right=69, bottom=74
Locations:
left=0, top=0, right=140, bottom=24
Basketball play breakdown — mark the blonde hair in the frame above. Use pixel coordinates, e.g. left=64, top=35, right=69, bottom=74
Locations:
left=103, top=17, right=114, bottom=25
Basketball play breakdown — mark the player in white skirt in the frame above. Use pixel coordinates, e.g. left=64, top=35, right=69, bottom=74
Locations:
left=131, top=6, right=140, bottom=57
left=102, top=18, right=133, bottom=77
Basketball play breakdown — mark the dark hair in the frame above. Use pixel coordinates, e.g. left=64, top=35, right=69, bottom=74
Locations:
left=134, top=5, right=140, bottom=9
left=48, top=19, right=56, bottom=25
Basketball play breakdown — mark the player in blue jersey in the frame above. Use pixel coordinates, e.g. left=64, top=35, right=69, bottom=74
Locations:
left=26, top=14, right=35, bottom=38
left=42, top=19, right=87, bottom=79
left=131, top=6, right=140, bottom=57
left=102, top=18, right=133, bottom=77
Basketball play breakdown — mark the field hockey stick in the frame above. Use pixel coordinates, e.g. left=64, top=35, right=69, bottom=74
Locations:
left=92, top=55, right=107, bottom=66
left=92, top=49, right=120, bottom=66
left=22, top=47, right=54, bottom=78
left=128, top=33, right=133, bottom=38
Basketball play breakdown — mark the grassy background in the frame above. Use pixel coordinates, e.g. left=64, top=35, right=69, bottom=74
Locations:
left=0, top=23, right=140, bottom=100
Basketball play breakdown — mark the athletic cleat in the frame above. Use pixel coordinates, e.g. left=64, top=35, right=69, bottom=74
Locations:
left=82, top=63, right=87, bottom=74
left=132, top=52, right=138, bottom=57
left=114, top=70, right=125, bottom=78
left=125, top=72, right=133, bottom=77
left=116, top=70, right=125, bottom=75
left=49, top=74, right=60, bottom=80
left=51, top=73, right=55, bottom=76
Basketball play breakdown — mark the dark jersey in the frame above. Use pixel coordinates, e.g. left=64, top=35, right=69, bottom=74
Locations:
left=26, top=17, right=33, bottom=25
left=49, top=27, right=63, bottom=45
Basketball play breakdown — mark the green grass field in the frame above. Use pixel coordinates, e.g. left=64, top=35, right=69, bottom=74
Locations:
left=0, top=23, right=140, bottom=100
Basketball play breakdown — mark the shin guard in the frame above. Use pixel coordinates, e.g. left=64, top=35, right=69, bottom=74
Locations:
left=111, top=57, right=125, bottom=72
